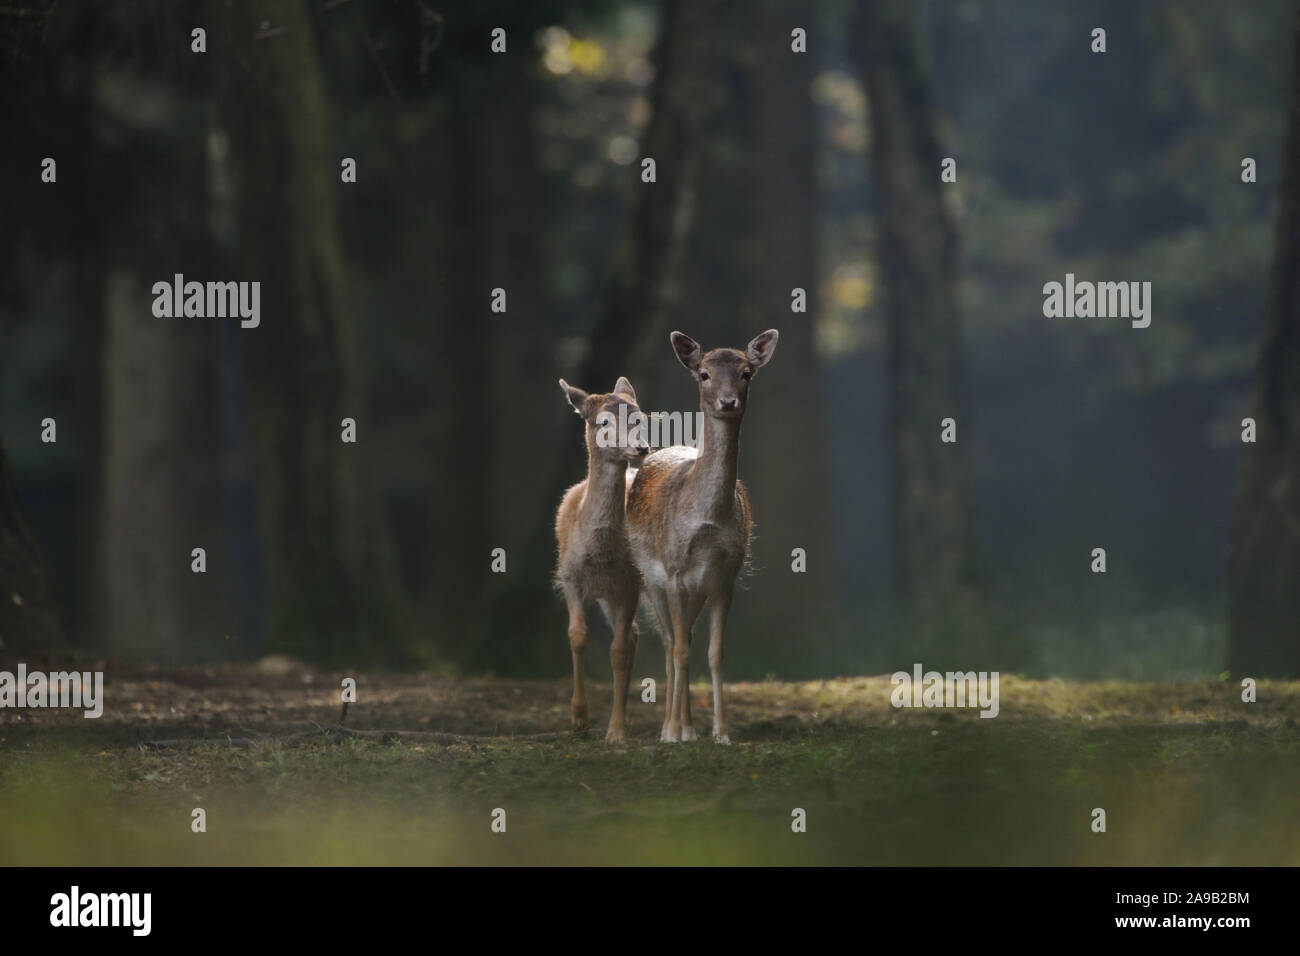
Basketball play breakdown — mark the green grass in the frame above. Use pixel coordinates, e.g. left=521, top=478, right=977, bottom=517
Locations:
left=1, top=673, right=1297, bottom=865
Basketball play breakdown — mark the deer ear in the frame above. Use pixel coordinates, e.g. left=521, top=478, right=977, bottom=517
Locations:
left=670, top=332, right=702, bottom=371
left=559, top=379, right=592, bottom=419
left=612, top=376, right=637, bottom=403
left=746, top=329, right=779, bottom=369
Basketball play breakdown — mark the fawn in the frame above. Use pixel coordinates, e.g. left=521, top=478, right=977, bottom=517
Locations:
left=626, top=330, right=779, bottom=743
left=554, top=376, right=650, bottom=742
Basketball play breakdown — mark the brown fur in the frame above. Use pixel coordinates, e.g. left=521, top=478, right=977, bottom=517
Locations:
left=553, top=378, right=648, bottom=741
left=627, top=457, right=752, bottom=549
left=626, top=330, right=777, bottom=743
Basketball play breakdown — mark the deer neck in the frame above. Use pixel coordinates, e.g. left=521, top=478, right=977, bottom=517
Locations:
left=581, top=454, right=628, bottom=530
left=689, top=411, right=741, bottom=521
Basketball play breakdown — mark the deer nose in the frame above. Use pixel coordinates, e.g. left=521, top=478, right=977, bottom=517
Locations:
left=719, top=397, right=738, bottom=410
left=635, top=445, right=650, bottom=456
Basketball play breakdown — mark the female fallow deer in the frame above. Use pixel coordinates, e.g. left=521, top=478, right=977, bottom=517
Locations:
left=554, top=377, right=649, bottom=742
left=626, top=330, right=778, bottom=743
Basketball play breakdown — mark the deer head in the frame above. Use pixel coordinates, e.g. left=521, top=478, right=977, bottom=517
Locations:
left=558, top=376, right=650, bottom=463
left=670, top=330, right=779, bottom=420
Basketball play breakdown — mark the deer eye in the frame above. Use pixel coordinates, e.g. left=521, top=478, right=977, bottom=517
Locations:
left=699, top=371, right=710, bottom=381
left=742, top=370, right=752, bottom=381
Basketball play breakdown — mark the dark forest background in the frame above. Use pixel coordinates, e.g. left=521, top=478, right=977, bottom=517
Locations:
left=2, top=0, right=1299, bottom=682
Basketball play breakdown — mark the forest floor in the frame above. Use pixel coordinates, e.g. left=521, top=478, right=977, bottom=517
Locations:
left=2, top=663, right=1298, bottom=865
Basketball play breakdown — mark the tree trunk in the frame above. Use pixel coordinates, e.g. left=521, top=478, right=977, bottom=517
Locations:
left=95, top=78, right=229, bottom=661
left=438, top=57, right=553, bottom=671
left=0, top=0, right=102, bottom=657
left=481, top=57, right=550, bottom=548
left=857, top=0, right=978, bottom=644
left=99, top=271, right=225, bottom=661
left=0, top=436, right=65, bottom=659
left=576, top=0, right=726, bottom=391
left=1228, top=10, right=1300, bottom=679
left=738, top=0, right=833, bottom=661
left=215, top=0, right=400, bottom=661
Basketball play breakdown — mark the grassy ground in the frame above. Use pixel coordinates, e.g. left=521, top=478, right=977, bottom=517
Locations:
left=2, top=664, right=1297, bottom=865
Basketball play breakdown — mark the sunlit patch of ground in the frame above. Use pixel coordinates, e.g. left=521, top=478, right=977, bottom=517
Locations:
left=1, top=667, right=1296, bottom=865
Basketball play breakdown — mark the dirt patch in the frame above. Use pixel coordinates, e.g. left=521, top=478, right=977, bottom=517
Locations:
left=2, top=664, right=1293, bottom=750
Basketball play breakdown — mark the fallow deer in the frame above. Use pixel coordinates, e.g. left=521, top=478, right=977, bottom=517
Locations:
left=554, top=377, right=650, bottom=742
left=626, top=330, right=778, bottom=743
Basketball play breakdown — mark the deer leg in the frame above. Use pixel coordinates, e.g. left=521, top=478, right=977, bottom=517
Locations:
left=661, top=637, right=674, bottom=738
left=607, top=601, right=637, bottom=743
left=707, top=589, right=733, bottom=744
left=671, top=588, right=704, bottom=742
left=664, top=587, right=692, bottom=743
left=564, top=586, right=588, bottom=732
left=644, top=586, right=675, bottom=741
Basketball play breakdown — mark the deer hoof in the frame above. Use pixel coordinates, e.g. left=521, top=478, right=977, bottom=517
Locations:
left=680, top=726, right=697, bottom=742
left=712, top=733, right=731, bottom=745
left=605, top=726, right=626, bottom=743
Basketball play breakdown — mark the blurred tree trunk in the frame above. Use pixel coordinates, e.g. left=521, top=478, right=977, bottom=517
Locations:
left=74, top=257, right=107, bottom=651
left=0, top=436, right=65, bottom=658
left=577, top=0, right=726, bottom=390
left=215, top=0, right=400, bottom=660
left=439, top=57, right=551, bottom=671
left=481, top=58, right=549, bottom=545
left=412, top=96, right=487, bottom=668
left=100, top=273, right=225, bottom=660
left=0, top=5, right=106, bottom=654
left=95, top=75, right=229, bottom=661
left=740, top=0, right=833, bottom=654
left=856, top=0, right=978, bottom=641
left=1229, top=11, right=1300, bottom=679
